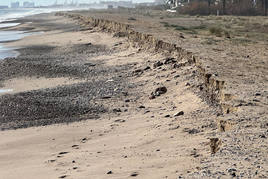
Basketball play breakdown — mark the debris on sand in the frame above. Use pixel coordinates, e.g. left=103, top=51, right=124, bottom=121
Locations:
left=209, top=138, right=222, bottom=154
left=150, top=86, right=167, bottom=99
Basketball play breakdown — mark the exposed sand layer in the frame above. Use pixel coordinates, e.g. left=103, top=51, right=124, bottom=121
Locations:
left=0, top=11, right=267, bottom=179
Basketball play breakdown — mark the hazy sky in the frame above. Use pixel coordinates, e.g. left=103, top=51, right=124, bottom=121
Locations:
left=0, top=0, right=151, bottom=6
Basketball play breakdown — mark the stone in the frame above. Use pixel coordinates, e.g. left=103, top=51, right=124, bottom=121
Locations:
left=153, top=61, right=163, bottom=68
left=154, top=86, right=167, bottom=96
left=58, top=152, right=69, bottom=155
left=174, top=74, right=180, bottom=78
left=130, top=172, right=139, bottom=177
left=84, top=63, right=96, bottom=67
left=114, top=119, right=126, bottom=123
left=174, top=111, right=184, bottom=116
left=107, top=171, right=113, bottom=174
left=113, top=108, right=122, bottom=113
left=179, top=33, right=185, bottom=39
left=163, top=57, right=176, bottom=64
left=144, top=66, right=151, bottom=71
left=128, top=17, right=136, bottom=21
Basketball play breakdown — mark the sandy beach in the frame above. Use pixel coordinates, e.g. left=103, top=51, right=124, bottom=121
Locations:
left=0, top=10, right=267, bottom=179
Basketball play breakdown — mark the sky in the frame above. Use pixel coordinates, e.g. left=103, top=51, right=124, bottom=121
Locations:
left=0, top=0, right=151, bottom=6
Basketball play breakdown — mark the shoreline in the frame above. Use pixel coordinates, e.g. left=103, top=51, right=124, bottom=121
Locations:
left=0, top=10, right=267, bottom=179
left=0, top=13, right=132, bottom=130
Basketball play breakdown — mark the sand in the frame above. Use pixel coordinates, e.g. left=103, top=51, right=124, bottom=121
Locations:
left=0, top=77, right=83, bottom=95
left=0, top=11, right=267, bottom=179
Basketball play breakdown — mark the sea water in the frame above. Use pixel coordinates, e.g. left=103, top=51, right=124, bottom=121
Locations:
left=0, top=7, right=91, bottom=94
left=0, top=7, right=90, bottom=60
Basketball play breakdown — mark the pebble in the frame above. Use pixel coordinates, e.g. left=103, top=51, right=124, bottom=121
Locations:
left=107, top=171, right=113, bottom=174
left=174, top=111, right=184, bottom=116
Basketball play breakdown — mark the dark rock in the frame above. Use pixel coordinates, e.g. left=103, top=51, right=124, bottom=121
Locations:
left=125, top=99, right=130, bottom=102
left=122, top=92, right=128, bottom=96
left=164, top=114, right=170, bottom=118
left=59, top=175, right=67, bottom=178
left=153, top=86, right=167, bottom=96
left=179, top=33, right=185, bottom=39
left=84, top=63, right=96, bottom=67
left=227, top=168, right=237, bottom=177
left=128, top=17, right=136, bottom=21
left=144, top=66, right=151, bottom=71
left=130, top=172, right=139, bottom=177
left=259, top=134, right=266, bottom=138
left=113, top=108, right=122, bottom=113
left=183, top=128, right=200, bottom=134
left=138, top=105, right=145, bottom=109
left=164, top=57, right=176, bottom=64
left=107, top=171, right=113, bottom=174
left=101, top=96, right=112, bottom=99
left=188, top=128, right=200, bottom=134
left=153, top=61, right=163, bottom=68
left=58, top=152, right=69, bottom=155
left=174, top=74, right=180, bottom=78
left=174, top=111, right=184, bottom=116
left=133, top=69, right=143, bottom=73
left=114, top=119, right=126, bottom=123
left=113, top=32, right=127, bottom=37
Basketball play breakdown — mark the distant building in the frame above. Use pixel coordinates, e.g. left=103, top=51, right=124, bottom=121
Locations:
left=0, top=6, right=8, bottom=9
left=100, top=0, right=133, bottom=8
left=11, top=2, right=20, bottom=8
left=23, top=1, right=35, bottom=8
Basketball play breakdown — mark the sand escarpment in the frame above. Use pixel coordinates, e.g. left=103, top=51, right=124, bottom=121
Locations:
left=57, top=12, right=236, bottom=115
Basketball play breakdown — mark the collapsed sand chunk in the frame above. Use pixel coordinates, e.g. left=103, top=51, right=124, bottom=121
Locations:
left=209, top=138, right=222, bottom=154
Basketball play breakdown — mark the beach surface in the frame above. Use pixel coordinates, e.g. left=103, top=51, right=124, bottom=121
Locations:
left=0, top=10, right=267, bottom=179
